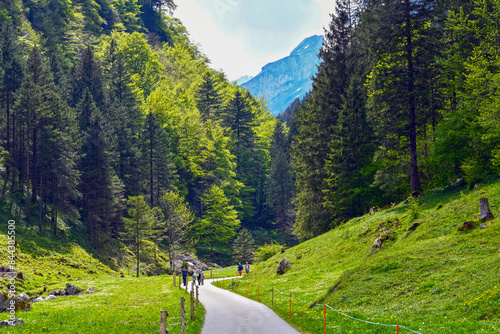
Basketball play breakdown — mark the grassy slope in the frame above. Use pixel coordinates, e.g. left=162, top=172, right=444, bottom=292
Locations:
left=0, top=208, right=203, bottom=332
left=0, top=275, right=204, bottom=333
left=214, top=181, right=500, bottom=333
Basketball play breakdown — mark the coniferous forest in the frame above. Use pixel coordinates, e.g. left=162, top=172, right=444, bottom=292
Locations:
left=1, top=0, right=500, bottom=266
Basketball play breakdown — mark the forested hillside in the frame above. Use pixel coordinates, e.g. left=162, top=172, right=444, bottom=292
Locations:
left=3, top=0, right=500, bottom=270
left=290, top=0, right=500, bottom=240
left=0, top=0, right=281, bottom=267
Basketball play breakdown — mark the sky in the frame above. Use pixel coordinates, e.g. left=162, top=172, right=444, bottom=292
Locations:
left=174, top=0, right=334, bottom=81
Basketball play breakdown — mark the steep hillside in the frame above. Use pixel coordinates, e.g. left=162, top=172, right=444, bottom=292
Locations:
left=242, top=35, right=322, bottom=115
left=215, top=181, right=500, bottom=333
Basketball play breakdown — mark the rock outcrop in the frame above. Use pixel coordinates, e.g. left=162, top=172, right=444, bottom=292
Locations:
left=277, top=259, right=291, bottom=275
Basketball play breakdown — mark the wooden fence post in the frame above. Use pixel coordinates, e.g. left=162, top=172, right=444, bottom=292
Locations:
left=160, top=310, right=168, bottom=334
left=196, top=285, right=199, bottom=308
left=324, top=304, right=326, bottom=334
left=185, top=280, right=188, bottom=293
left=190, top=290, right=195, bottom=320
left=180, top=297, right=185, bottom=334
left=173, top=271, right=176, bottom=286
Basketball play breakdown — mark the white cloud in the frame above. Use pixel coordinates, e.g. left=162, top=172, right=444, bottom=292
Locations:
left=174, top=0, right=333, bottom=80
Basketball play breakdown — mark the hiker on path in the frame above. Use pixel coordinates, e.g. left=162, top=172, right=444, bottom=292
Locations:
left=181, top=265, right=188, bottom=287
left=201, top=272, right=205, bottom=285
left=192, top=272, right=196, bottom=285
left=245, top=262, right=250, bottom=274
left=237, top=263, right=243, bottom=276
left=197, top=267, right=202, bottom=285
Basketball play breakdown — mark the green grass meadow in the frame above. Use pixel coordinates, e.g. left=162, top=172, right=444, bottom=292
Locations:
left=213, top=181, right=500, bottom=333
left=0, top=275, right=204, bottom=333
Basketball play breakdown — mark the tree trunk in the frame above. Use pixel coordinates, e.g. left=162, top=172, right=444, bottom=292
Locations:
left=39, top=170, right=43, bottom=232
left=31, top=128, right=38, bottom=204
left=405, top=0, right=421, bottom=194
left=150, top=120, right=154, bottom=206
left=136, top=227, right=140, bottom=277
left=25, top=126, right=31, bottom=222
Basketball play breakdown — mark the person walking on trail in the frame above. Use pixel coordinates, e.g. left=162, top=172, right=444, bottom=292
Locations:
left=201, top=272, right=205, bottom=285
left=245, top=262, right=250, bottom=274
left=196, top=267, right=202, bottom=285
left=237, top=263, right=243, bottom=276
left=181, top=265, right=188, bottom=287
left=192, top=272, right=196, bottom=285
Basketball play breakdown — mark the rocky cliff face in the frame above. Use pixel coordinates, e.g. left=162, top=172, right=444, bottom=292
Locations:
left=242, top=35, right=323, bottom=116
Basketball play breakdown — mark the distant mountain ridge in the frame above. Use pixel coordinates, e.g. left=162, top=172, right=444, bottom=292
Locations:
left=242, top=35, right=323, bottom=116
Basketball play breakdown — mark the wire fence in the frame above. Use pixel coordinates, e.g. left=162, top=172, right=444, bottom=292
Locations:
left=213, top=278, right=423, bottom=334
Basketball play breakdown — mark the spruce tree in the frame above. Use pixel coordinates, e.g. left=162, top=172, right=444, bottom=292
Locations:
left=221, top=88, right=258, bottom=225
left=78, top=89, right=118, bottom=247
left=122, top=195, right=156, bottom=277
left=266, top=121, right=294, bottom=245
left=291, top=0, right=356, bottom=239
left=232, top=228, right=256, bottom=263
left=363, top=0, right=443, bottom=195
left=141, top=111, right=176, bottom=206
left=324, top=73, right=376, bottom=221
left=196, top=70, right=224, bottom=121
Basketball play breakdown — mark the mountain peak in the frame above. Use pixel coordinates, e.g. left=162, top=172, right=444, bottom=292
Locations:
left=290, top=35, right=324, bottom=56
left=242, top=35, right=323, bottom=116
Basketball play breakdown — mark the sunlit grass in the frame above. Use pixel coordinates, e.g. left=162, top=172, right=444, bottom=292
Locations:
left=0, top=275, right=204, bottom=334
left=214, top=181, right=500, bottom=333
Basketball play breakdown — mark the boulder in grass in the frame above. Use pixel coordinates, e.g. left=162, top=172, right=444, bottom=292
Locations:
left=80, top=287, right=96, bottom=294
left=0, top=292, right=32, bottom=313
left=32, top=297, right=44, bottom=303
left=48, top=289, right=64, bottom=296
left=0, top=318, right=24, bottom=328
left=458, top=221, right=475, bottom=231
left=65, top=284, right=82, bottom=296
left=45, top=295, right=56, bottom=300
left=277, top=259, right=291, bottom=275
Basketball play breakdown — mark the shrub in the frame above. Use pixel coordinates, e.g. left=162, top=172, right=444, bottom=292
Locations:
left=254, top=243, right=283, bottom=263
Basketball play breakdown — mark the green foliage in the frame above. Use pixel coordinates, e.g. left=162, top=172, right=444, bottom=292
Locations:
left=254, top=242, right=283, bottom=263
left=195, top=184, right=240, bottom=250
left=0, top=276, right=205, bottom=333
left=122, top=195, right=157, bottom=277
left=215, top=180, right=500, bottom=333
left=266, top=121, right=294, bottom=243
left=157, top=190, right=194, bottom=270
left=232, top=228, right=256, bottom=263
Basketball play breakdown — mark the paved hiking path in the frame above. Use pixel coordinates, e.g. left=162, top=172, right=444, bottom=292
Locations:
left=196, top=278, right=301, bottom=334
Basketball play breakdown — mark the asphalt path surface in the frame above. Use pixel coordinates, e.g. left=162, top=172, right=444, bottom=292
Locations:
left=191, top=278, right=301, bottom=334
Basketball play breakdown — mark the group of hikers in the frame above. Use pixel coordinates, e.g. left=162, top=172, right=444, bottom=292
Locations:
left=237, top=262, right=250, bottom=276
left=181, top=266, right=204, bottom=287
left=180, top=261, right=251, bottom=287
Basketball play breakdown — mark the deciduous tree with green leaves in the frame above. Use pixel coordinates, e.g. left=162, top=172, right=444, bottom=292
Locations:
left=122, top=195, right=157, bottom=277
left=157, top=190, right=194, bottom=272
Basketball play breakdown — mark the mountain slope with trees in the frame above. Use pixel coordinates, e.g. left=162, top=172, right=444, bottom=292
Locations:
left=290, top=0, right=500, bottom=241
left=0, top=0, right=283, bottom=269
